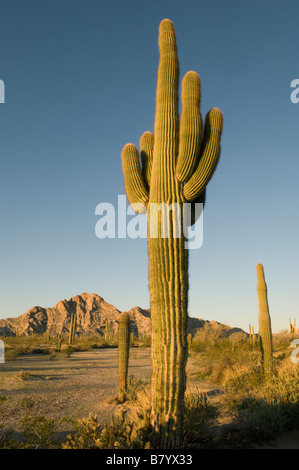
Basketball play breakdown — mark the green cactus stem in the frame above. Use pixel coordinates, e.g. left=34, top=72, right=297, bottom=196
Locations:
left=256, top=263, right=273, bottom=374
left=289, top=317, right=296, bottom=336
left=249, top=324, right=252, bottom=343
left=69, top=312, right=77, bottom=345
left=69, top=314, right=74, bottom=345
left=118, top=312, right=130, bottom=403
left=105, top=320, right=109, bottom=343
left=121, top=19, right=223, bottom=448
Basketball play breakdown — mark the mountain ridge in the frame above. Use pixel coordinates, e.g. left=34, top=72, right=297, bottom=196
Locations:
left=0, top=292, right=245, bottom=338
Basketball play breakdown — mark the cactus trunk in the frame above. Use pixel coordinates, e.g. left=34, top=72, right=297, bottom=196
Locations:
left=148, top=228, right=188, bottom=447
left=121, top=19, right=223, bottom=448
left=256, top=263, right=273, bottom=374
left=118, top=312, right=130, bottom=403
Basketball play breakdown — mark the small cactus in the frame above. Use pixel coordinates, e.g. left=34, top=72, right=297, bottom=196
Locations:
left=256, top=263, right=273, bottom=374
left=69, top=312, right=77, bottom=345
left=252, top=325, right=256, bottom=345
left=105, top=320, right=109, bottom=343
left=118, top=312, right=130, bottom=402
left=289, top=317, right=296, bottom=336
left=249, top=324, right=256, bottom=345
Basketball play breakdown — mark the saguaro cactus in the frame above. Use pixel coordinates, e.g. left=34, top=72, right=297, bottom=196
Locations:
left=118, top=312, right=130, bottom=403
left=249, top=324, right=252, bottom=343
left=69, top=312, right=77, bottom=345
left=121, top=19, right=223, bottom=448
left=256, top=263, right=273, bottom=374
left=289, top=318, right=296, bottom=336
left=252, top=325, right=256, bottom=345
left=105, top=320, right=109, bottom=343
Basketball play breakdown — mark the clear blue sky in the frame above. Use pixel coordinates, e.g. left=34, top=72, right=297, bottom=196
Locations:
left=0, top=0, right=298, bottom=333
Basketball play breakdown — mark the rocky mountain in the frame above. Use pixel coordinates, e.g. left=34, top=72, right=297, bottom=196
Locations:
left=0, top=292, right=245, bottom=339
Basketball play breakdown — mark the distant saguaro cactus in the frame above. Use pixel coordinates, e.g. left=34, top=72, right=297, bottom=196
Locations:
left=118, top=312, right=130, bottom=403
left=121, top=19, right=223, bottom=448
left=289, top=317, right=296, bottom=336
left=104, top=320, right=109, bottom=343
left=249, top=324, right=256, bottom=345
left=69, top=312, right=77, bottom=345
left=256, top=263, right=273, bottom=374
left=252, top=325, right=256, bottom=345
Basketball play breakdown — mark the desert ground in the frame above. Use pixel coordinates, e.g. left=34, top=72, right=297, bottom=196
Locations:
left=0, top=346, right=298, bottom=449
left=0, top=348, right=218, bottom=437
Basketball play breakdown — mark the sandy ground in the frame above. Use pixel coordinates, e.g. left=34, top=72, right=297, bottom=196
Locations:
left=0, top=348, right=298, bottom=448
left=0, top=348, right=220, bottom=439
left=0, top=348, right=152, bottom=436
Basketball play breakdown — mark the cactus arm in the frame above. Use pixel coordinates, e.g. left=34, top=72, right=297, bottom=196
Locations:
left=140, top=131, right=154, bottom=189
left=121, top=143, right=149, bottom=213
left=175, top=71, right=202, bottom=183
left=183, top=108, right=223, bottom=202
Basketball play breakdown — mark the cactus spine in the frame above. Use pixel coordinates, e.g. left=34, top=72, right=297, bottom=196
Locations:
left=118, top=312, right=130, bottom=403
left=121, top=19, right=223, bottom=448
left=256, top=263, right=273, bottom=374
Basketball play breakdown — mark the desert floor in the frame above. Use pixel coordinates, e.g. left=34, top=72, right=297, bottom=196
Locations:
left=0, top=348, right=298, bottom=448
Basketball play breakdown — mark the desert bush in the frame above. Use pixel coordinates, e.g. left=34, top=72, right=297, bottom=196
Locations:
left=63, top=386, right=219, bottom=450
left=262, top=362, right=299, bottom=405
left=16, top=370, right=32, bottom=381
left=63, top=409, right=151, bottom=449
left=15, top=397, right=59, bottom=448
left=223, top=365, right=264, bottom=394
left=0, top=395, right=14, bottom=448
left=221, top=361, right=299, bottom=445
left=182, top=390, right=219, bottom=448
left=125, top=376, right=148, bottom=402
left=60, top=344, right=75, bottom=357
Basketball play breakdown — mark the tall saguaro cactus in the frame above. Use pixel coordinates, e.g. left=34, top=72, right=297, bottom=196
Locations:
left=118, top=312, right=130, bottom=403
left=256, top=263, right=273, bottom=374
left=121, top=19, right=223, bottom=448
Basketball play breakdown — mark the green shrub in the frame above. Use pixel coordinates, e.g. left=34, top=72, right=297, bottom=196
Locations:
left=182, top=391, right=219, bottom=448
